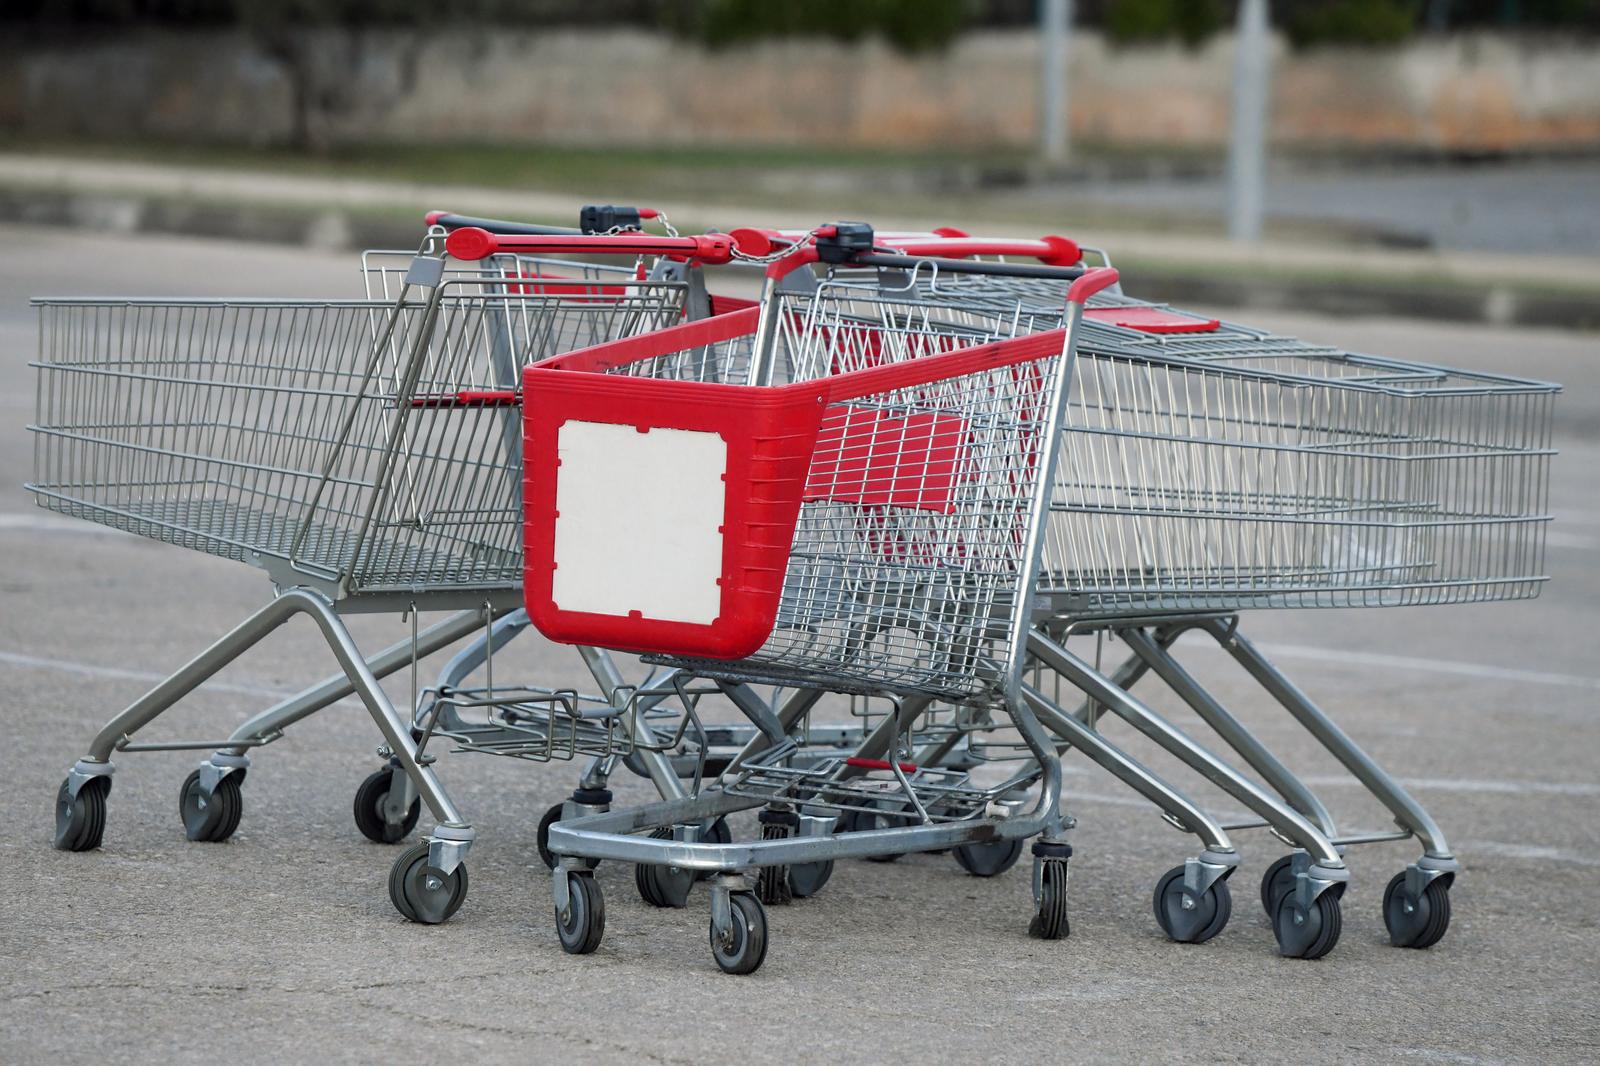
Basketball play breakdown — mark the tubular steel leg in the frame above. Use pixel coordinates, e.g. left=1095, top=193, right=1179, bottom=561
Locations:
left=1023, top=684, right=1236, bottom=856
left=578, top=646, right=686, bottom=802
left=1028, top=630, right=1345, bottom=873
left=725, top=687, right=824, bottom=775
left=1206, top=620, right=1454, bottom=862
left=81, top=589, right=470, bottom=830
left=215, top=608, right=494, bottom=758
left=1118, top=627, right=1340, bottom=838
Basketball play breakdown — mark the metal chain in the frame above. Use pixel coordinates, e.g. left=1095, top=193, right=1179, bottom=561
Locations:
left=728, top=226, right=827, bottom=265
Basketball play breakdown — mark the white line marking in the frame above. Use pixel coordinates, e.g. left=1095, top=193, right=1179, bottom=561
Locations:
left=1218, top=640, right=1600, bottom=693
left=0, top=512, right=133, bottom=537
left=1465, top=841, right=1600, bottom=868
left=1299, top=774, right=1600, bottom=797
left=1545, top=529, right=1600, bottom=550
left=0, top=649, right=292, bottom=698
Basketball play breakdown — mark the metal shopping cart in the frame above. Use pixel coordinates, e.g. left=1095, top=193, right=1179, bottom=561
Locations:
left=804, top=240, right=1560, bottom=956
left=32, top=221, right=748, bottom=921
left=507, top=226, right=1120, bottom=972
left=432, top=222, right=1098, bottom=907
left=520, top=225, right=1557, bottom=969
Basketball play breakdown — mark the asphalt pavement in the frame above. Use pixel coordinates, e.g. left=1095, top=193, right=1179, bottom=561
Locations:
left=2, top=227, right=1597, bottom=1065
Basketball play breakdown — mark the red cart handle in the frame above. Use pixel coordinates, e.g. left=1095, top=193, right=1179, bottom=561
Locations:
left=879, top=235, right=1081, bottom=266
left=445, top=226, right=736, bottom=265
left=730, top=227, right=1079, bottom=267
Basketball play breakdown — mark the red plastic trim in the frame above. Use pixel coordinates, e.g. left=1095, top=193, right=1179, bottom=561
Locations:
left=444, top=227, right=735, bottom=265
left=409, top=389, right=519, bottom=408
left=1083, top=306, right=1220, bottom=334
left=883, top=235, right=1082, bottom=266
left=1067, top=267, right=1120, bottom=305
left=521, top=316, right=1081, bottom=660
left=845, top=757, right=919, bottom=773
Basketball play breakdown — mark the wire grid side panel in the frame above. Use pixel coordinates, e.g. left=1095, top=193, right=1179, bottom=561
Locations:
left=30, top=300, right=406, bottom=574
left=335, top=282, right=691, bottom=589
left=362, top=250, right=644, bottom=302
left=775, top=284, right=1066, bottom=385
left=1041, top=353, right=1557, bottom=612
left=31, top=287, right=688, bottom=591
left=716, top=352, right=1064, bottom=699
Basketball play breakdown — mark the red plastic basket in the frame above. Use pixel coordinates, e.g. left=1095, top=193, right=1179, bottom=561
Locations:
left=521, top=305, right=1091, bottom=661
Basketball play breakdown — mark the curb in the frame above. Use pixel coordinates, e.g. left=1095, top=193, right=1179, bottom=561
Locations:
left=4, top=185, right=1595, bottom=331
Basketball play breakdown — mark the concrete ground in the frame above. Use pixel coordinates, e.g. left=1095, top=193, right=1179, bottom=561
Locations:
left=1, top=227, right=1597, bottom=1065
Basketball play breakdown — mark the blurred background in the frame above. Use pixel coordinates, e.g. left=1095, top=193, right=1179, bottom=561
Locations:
left=1, top=0, right=1597, bottom=323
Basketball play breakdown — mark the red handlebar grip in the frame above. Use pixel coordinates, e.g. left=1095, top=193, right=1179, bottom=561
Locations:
left=444, top=227, right=735, bottom=265
left=1067, top=267, right=1120, bottom=305
left=882, top=235, right=1082, bottom=266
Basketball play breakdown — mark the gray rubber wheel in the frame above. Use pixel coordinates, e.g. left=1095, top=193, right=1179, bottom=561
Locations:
left=757, top=822, right=793, bottom=905
left=353, top=765, right=419, bottom=844
left=1273, top=887, right=1342, bottom=959
left=388, top=842, right=468, bottom=925
left=694, top=816, right=731, bottom=882
left=178, top=769, right=242, bottom=844
left=54, top=776, right=110, bottom=852
left=556, top=873, right=605, bottom=955
left=636, top=828, right=694, bottom=908
left=1259, top=855, right=1296, bottom=919
left=1383, top=872, right=1452, bottom=949
left=710, top=892, right=768, bottom=975
left=1153, top=864, right=1232, bottom=944
left=838, top=807, right=905, bottom=863
left=538, top=802, right=599, bottom=872
left=1028, top=859, right=1070, bottom=940
left=953, top=837, right=1025, bottom=878
left=786, top=859, right=834, bottom=898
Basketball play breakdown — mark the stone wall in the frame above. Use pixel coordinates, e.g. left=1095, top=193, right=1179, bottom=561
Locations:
left=5, top=26, right=1597, bottom=153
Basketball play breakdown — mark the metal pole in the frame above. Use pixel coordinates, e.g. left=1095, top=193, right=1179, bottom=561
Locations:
left=1226, top=0, right=1270, bottom=241
left=1039, top=0, right=1071, bottom=164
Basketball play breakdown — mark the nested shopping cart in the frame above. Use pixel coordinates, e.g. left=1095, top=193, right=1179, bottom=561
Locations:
left=433, top=222, right=1100, bottom=906
left=32, top=220, right=753, bottom=920
left=517, top=225, right=1558, bottom=969
left=792, top=244, right=1560, bottom=956
left=503, top=224, right=1119, bottom=971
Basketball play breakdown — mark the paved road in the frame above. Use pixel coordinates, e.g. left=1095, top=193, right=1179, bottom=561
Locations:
left=1064, top=158, right=1600, bottom=255
left=2, top=227, right=1597, bottom=1065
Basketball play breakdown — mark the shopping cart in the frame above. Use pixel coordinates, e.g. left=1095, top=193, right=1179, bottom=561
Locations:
left=802, top=242, right=1561, bottom=956
left=32, top=221, right=747, bottom=921
left=506, top=222, right=1119, bottom=971
left=433, top=222, right=1097, bottom=905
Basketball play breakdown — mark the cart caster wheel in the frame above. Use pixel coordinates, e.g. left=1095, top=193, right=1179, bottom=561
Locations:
left=388, top=842, right=468, bottom=925
left=837, top=808, right=905, bottom=863
left=636, top=829, right=694, bottom=908
left=555, top=873, right=605, bottom=955
left=1259, top=855, right=1296, bottom=920
left=538, top=802, right=601, bottom=872
left=1383, top=871, right=1452, bottom=949
left=953, top=837, right=1025, bottom=878
left=1273, top=888, right=1342, bottom=959
left=787, top=859, right=834, bottom=899
left=1153, top=864, right=1232, bottom=944
left=352, top=765, right=419, bottom=844
left=178, top=769, right=242, bottom=843
left=710, top=892, right=768, bottom=975
left=694, top=816, right=731, bottom=881
left=757, top=820, right=794, bottom=905
left=1029, top=859, right=1070, bottom=940
left=53, top=775, right=110, bottom=852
